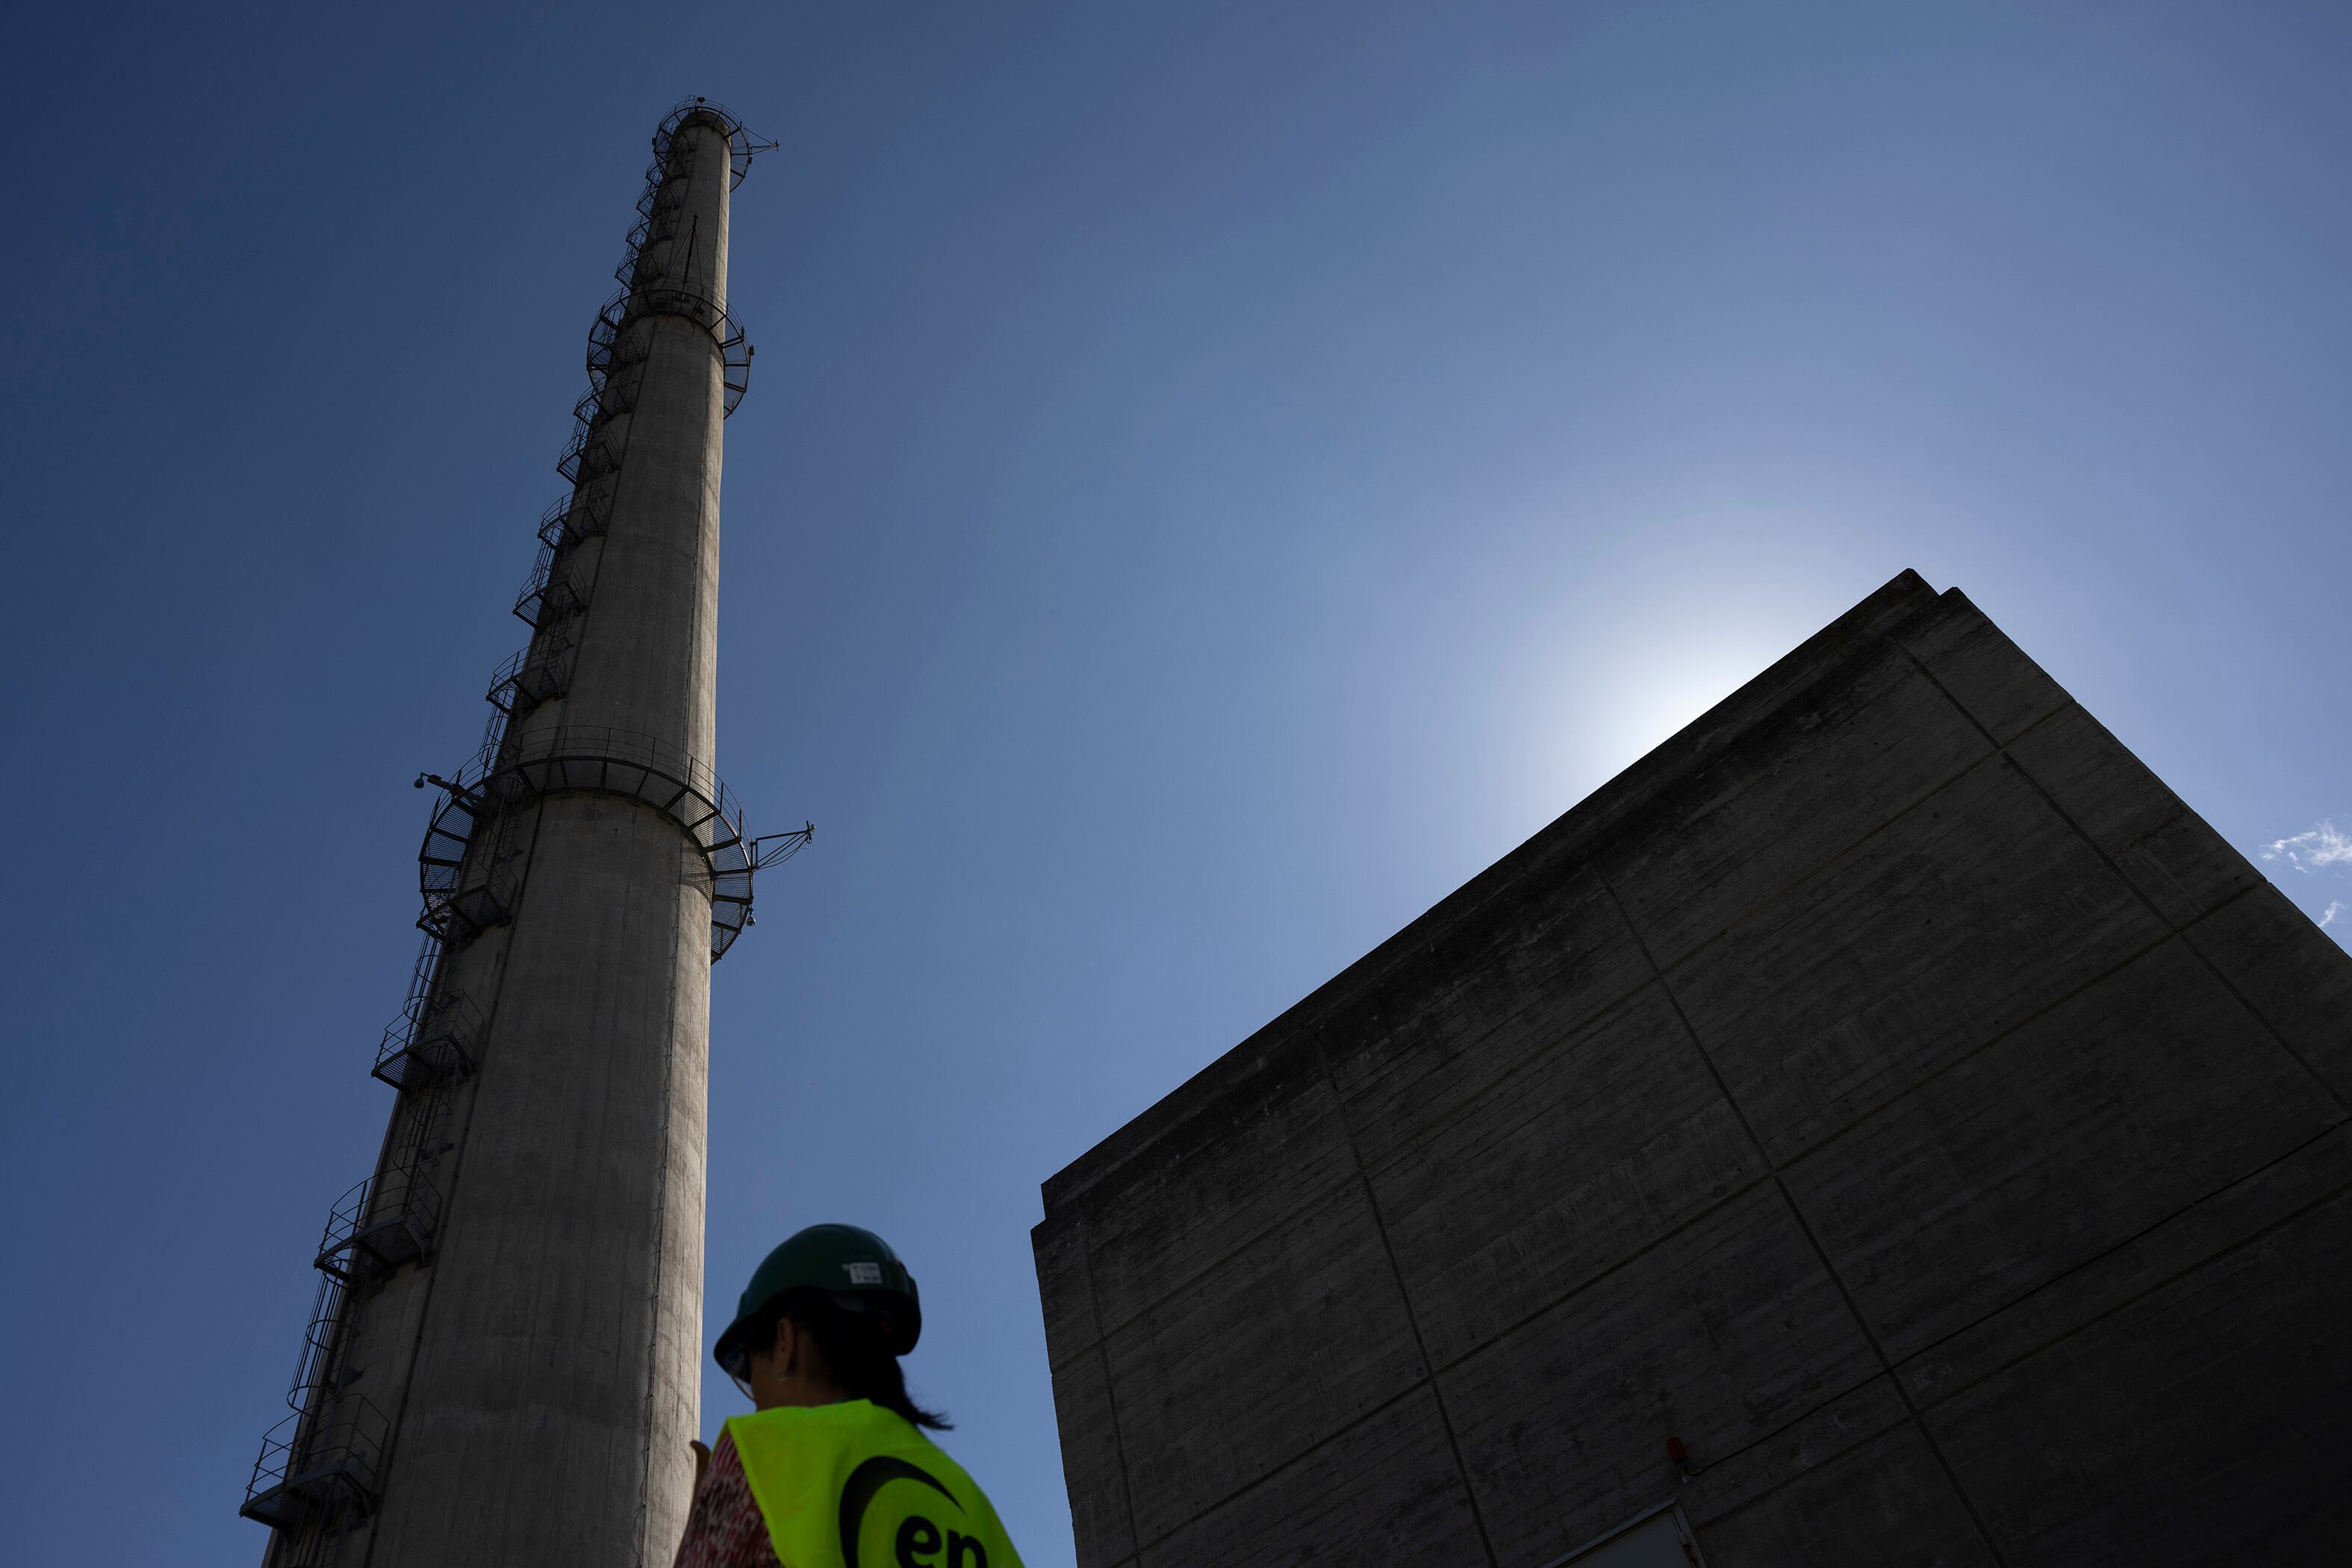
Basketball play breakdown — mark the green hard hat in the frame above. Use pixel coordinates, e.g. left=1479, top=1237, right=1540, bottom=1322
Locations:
left=714, top=1223, right=923, bottom=1372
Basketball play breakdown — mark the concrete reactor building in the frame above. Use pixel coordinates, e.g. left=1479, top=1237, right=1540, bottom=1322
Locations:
left=239, top=101, right=807, bottom=1568
left=1036, top=572, right=2352, bottom=1566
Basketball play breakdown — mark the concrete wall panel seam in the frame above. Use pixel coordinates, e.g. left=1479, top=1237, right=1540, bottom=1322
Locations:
left=1312, top=1046, right=1502, bottom=1567
left=1083, top=1170, right=1367, bottom=1347
left=1894, top=1124, right=2352, bottom=1413
left=1117, top=1379, right=1439, bottom=1557
left=1416, top=1174, right=1779, bottom=1378
left=1894, top=643, right=2352, bottom=1120
left=1641, top=731, right=2005, bottom=985
left=1586, top=858, right=2015, bottom=1568
left=1764, top=923, right=2195, bottom=1177
left=1077, top=1217, right=1147, bottom=1567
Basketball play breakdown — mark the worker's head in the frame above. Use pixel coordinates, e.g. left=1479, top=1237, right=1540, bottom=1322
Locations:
left=714, top=1224, right=948, bottom=1430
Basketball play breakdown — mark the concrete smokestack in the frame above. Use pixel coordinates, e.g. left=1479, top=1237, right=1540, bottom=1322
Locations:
left=240, top=101, right=788, bottom=1568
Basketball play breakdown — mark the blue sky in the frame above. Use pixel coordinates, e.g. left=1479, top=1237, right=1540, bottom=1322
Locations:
left=2, top=4, right=2347, bottom=1565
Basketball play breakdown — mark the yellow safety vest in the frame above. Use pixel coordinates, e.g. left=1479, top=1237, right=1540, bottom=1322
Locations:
left=725, top=1400, right=1024, bottom=1568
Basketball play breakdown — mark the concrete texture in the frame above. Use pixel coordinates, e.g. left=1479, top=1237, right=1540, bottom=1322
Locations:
left=267, top=109, right=743, bottom=1568
left=1036, top=571, right=2352, bottom=1567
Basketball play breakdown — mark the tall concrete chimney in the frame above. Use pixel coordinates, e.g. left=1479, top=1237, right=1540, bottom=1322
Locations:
left=240, top=100, right=803, bottom=1568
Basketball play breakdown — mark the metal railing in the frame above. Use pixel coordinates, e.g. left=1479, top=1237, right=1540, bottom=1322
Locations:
left=512, top=533, right=561, bottom=628
left=414, top=725, right=786, bottom=959
left=514, top=485, right=617, bottom=629
left=370, top=990, right=482, bottom=1090
left=585, top=287, right=643, bottom=385
left=555, top=411, right=623, bottom=487
left=241, top=1260, right=376, bottom=1555
left=657, top=97, right=771, bottom=191
left=240, top=1398, right=389, bottom=1532
left=284, top=1272, right=350, bottom=1413
left=314, top=1150, right=446, bottom=1281
left=416, top=765, right=532, bottom=942
left=484, top=629, right=573, bottom=718
left=584, top=284, right=752, bottom=420
left=512, top=529, right=591, bottom=629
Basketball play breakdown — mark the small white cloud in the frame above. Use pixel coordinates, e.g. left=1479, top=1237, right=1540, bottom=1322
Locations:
left=2325, top=900, right=2345, bottom=930
left=2262, top=820, right=2352, bottom=873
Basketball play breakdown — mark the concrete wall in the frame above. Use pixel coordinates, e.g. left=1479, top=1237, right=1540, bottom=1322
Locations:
left=1036, top=571, right=2352, bottom=1567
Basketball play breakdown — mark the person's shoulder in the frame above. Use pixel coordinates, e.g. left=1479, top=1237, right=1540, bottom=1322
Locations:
left=889, top=1426, right=1001, bottom=1508
left=728, top=1401, right=980, bottom=1487
left=816, top=1407, right=979, bottom=1481
left=906, top=1437, right=1022, bottom=1566
left=731, top=1399, right=890, bottom=1436
left=726, top=1399, right=930, bottom=1463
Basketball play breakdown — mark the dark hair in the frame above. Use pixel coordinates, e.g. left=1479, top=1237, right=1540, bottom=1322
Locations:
left=747, top=1288, right=951, bottom=1431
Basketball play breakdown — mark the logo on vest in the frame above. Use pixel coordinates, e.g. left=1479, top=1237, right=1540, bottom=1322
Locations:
left=892, top=1513, right=988, bottom=1567
left=839, top=1456, right=989, bottom=1568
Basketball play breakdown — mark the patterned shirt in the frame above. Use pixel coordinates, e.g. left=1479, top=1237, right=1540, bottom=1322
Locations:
left=673, top=1431, right=783, bottom=1568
